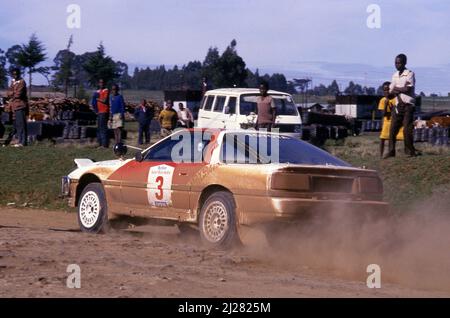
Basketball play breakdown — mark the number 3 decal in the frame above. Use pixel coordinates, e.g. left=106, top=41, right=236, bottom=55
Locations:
left=155, top=176, right=164, bottom=200
left=147, top=165, right=175, bottom=207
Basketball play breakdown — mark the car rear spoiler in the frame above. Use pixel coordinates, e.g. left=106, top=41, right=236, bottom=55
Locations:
left=74, top=158, right=95, bottom=168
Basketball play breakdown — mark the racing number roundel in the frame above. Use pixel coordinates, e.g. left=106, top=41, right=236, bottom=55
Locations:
left=147, top=164, right=175, bottom=207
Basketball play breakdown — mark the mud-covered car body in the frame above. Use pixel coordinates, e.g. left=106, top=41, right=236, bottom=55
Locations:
left=62, top=129, right=387, bottom=246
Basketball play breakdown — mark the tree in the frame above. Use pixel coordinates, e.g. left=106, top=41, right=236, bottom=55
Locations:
left=13, top=33, right=48, bottom=97
left=327, top=80, right=340, bottom=96
left=182, top=61, right=202, bottom=89
left=0, top=49, right=7, bottom=88
left=115, top=61, right=131, bottom=89
left=214, top=39, right=247, bottom=88
left=82, top=43, right=119, bottom=87
left=202, top=47, right=220, bottom=86
left=344, top=81, right=363, bottom=95
left=52, top=35, right=75, bottom=96
left=246, top=68, right=261, bottom=88
left=5, top=45, right=24, bottom=74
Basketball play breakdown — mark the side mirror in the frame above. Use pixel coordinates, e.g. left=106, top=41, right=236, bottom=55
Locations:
left=113, top=143, right=128, bottom=157
left=135, top=151, right=144, bottom=162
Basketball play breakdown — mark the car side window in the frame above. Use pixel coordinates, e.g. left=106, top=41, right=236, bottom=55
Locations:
left=203, top=96, right=214, bottom=111
left=144, top=138, right=180, bottom=162
left=213, top=96, right=227, bottom=113
left=145, top=132, right=212, bottom=163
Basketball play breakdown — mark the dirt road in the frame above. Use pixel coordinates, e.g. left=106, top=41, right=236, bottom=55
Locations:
left=0, top=207, right=449, bottom=298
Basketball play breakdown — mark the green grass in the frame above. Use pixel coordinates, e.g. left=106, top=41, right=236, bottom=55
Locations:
left=0, top=133, right=449, bottom=212
left=325, top=134, right=450, bottom=210
left=0, top=144, right=114, bottom=209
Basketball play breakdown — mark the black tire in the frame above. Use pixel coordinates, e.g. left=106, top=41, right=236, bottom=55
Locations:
left=77, top=183, right=109, bottom=234
left=198, top=191, right=239, bottom=249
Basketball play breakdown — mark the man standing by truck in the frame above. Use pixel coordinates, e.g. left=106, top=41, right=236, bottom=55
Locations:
left=256, top=81, right=276, bottom=132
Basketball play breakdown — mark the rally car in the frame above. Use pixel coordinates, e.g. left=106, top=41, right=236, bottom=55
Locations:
left=62, top=128, right=387, bottom=248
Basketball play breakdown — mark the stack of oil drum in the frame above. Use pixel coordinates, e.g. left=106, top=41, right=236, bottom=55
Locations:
left=360, top=120, right=383, bottom=132
left=414, top=127, right=450, bottom=146
left=300, top=111, right=350, bottom=145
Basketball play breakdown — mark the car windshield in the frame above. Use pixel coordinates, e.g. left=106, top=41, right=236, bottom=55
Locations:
left=220, top=132, right=351, bottom=166
left=240, top=94, right=298, bottom=116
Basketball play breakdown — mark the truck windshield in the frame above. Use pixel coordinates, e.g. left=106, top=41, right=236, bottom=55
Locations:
left=240, top=94, right=298, bottom=116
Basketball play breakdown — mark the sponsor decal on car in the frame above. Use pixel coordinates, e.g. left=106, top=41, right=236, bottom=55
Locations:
left=147, top=164, right=175, bottom=207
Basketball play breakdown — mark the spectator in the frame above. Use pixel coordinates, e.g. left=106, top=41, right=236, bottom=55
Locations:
left=110, top=84, right=126, bottom=144
left=6, top=68, right=28, bottom=147
left=94, top=79, right=110, bottom=148
left=177, top=103, right=194, bottom=128
left=159, top=100, right=178, bottom=137
left=378, top=81, right=403, bottom=158
left=134, top=99, right=154, bottom=145
left=384, top=54, right=418, bottom=158
left=256, top=81, right=276, bottom=131
left=91, top=91, right=99, bottom=114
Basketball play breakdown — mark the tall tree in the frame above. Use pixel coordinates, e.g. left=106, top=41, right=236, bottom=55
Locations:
left=5, top=45, right=24, bottom=74
left=82, top=43, right=119, bottom=87
left=202, top=47, right=220, bottom=86
left=327, top=80, right=340, bottom=96
left=52, top=35, right=75, bottom=96
left=214, top=39, right=247, bottom=88
left=14, top=33, right=48, bottom=97
left=115, top=61, right=131, bottom=89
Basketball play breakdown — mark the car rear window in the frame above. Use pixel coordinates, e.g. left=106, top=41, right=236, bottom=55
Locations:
left=220, top=132, right=351, bottom=166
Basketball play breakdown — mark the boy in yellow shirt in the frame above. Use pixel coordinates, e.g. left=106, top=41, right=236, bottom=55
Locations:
left=379, top=81, right=403, bottom=158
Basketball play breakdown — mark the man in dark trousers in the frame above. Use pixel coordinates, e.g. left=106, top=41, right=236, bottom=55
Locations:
left=256, top=81, right=276, bottom=131
left=134, top=99, right=154, bottom=145
left=384, top=54, right=417, bottom=158
left=6, top=68, right=28, bottom=147
left=93, top=79, right=110, bottom=148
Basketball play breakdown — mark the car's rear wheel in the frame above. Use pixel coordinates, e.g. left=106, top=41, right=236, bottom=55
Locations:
left=199, top=191, right=239, bottom=249
left=78, top=183, right=109, bottom=233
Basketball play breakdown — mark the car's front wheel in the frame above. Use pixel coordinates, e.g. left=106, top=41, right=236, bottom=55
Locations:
left=199, top=191, right=239, bottom=249
left=77, top=183, right=109, bottom=233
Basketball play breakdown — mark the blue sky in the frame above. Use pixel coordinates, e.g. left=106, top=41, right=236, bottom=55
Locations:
left=1, top=0, right=450, bottom=93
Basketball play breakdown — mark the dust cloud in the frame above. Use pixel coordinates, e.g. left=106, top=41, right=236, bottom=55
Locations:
left=241, top=192, right=450, bottom=292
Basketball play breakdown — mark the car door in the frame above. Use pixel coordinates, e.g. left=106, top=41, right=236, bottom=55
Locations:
left=119, top=132, right=210, bottom=220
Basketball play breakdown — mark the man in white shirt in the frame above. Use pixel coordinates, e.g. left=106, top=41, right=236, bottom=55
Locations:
left=177, top=103, right=194, bottom=128
left=384, top=54, right=418, bottom=158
